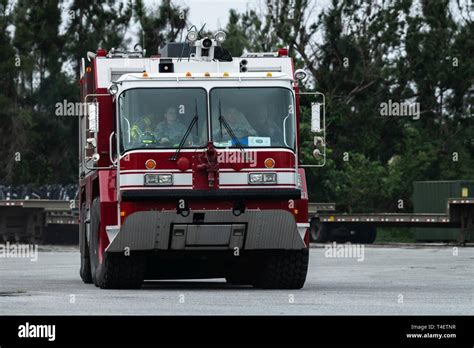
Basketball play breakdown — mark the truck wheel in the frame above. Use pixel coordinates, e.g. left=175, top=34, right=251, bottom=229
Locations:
left=79, top=204, right=92, bottom=284
left=89, top=197, right=101, bottom=287
left=96, top=253, right=145, bottom=289
left=89, top=197, right=145, bottom=289
left=309, top=219, right=328, bottom=243
left=254, top=249, right=309, bottom=289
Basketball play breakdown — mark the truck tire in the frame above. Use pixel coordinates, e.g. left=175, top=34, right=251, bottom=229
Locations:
left=79, top=204, right=92, bottom=284
left=254, top=249, right=309, bottom=289
left=89, top=197, right=145, bottom=289
left=309, top=219, right=328, bottom=243
left=89, top=198, right=101, bottom=286
left=96, top=253, right=145, bottom=289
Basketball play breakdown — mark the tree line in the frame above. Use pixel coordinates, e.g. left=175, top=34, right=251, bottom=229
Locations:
left=0, top=0, right=472, bottom=212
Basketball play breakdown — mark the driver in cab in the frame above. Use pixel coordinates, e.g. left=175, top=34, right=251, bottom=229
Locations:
left=155, top=107, right=187, bottom=146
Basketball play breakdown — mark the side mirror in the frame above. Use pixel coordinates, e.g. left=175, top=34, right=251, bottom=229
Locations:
left=311, top=102, right=321, bottom=133
left=88, top=102, right=99, bottom=133
left=298, top=91, right=326, bottom=168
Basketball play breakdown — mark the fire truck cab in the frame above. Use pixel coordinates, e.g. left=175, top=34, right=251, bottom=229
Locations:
left=78, top=32, right=314, bottom=289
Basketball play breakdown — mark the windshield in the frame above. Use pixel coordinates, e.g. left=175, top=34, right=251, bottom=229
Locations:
left=119, top=88, right=207, bottom=151
left=210, top=87, right=296, bottom=150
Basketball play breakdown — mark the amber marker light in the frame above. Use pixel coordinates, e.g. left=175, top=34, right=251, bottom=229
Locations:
left=264, top=158, right=275, bottom=168
left=145, top=159, right=156, bottom=170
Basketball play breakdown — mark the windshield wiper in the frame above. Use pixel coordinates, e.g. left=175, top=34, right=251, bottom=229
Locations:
left=170, top=100, right=199, bottom=161
left=218, top=100, right=244, bottom=152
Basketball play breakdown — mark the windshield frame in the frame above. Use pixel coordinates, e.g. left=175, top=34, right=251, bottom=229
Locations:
left=208, top=86, right=297, bottom=152
left=117, top=86, right=209, bottom=154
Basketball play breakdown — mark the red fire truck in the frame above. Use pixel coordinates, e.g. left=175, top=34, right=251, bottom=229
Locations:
left=78, top=31, right=324, bottom=289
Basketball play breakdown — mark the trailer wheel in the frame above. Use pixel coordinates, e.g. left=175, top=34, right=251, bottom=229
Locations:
left=355, top=226, right=377, bottom=244
left=309, top=219, right=328, bottom=243
left=364, top=226, right=377, bottom=244
left=254, top=249, right=309, bottom=289
left=79, top=204, right=92, bottom=284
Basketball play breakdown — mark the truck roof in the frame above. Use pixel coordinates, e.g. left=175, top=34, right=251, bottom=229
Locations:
left=115, top=71, right=292, bottom=83
left=90, top=56, right=294, bottom=89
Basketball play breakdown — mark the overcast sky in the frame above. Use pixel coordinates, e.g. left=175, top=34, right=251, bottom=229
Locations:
left=179, top=0, right=256, bottom=30
left=128, top=0, right=325, bottom=49
left=141, top=0, right=262, bottom=31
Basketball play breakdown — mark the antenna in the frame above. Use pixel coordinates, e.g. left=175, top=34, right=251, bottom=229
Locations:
left=198, top=24, right=206, bottom=39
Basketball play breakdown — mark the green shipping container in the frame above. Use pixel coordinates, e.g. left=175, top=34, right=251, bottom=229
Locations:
left=413, top=180, right=474, bottom=242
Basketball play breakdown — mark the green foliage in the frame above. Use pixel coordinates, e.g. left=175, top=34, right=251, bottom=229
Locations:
left=134, top=0, right=188, bottom=56
left=376, top=228, right=415, bottom=243
left=228, top=0, right=473, bottom=213
left=0, top=0, right=472, bottom=206
left=65, top=0, right=133, bottom=78
left=0, top=0, right=135, bottom=185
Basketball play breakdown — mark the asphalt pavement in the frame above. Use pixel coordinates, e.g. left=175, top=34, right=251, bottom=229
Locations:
left=0, top=245, right=472, bottom=315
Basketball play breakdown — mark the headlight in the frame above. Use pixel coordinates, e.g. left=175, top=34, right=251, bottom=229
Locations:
left=248, top=173, right=277, bottom=184
left=144, top=174, right=173, bottom=186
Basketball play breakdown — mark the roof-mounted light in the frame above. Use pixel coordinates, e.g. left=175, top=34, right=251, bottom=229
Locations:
left=278, top=47, right=289, bottom=57
left=215, top=31, right=226, bottom=44
left=186, top=31, right=198, bottom=43
left=96, top=48, right=107, bottom=57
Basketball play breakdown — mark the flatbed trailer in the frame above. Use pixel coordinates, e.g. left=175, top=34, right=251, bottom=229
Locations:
left=2, top=197, right=472, bottom=245
left=0, top=200, right=78, bottom=243
left=309, top=198, right=474, bottom=244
